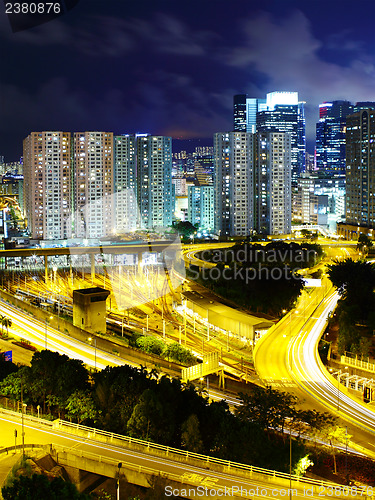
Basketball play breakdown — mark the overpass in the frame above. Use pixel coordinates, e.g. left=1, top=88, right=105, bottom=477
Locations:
left=0, top=241, right=182, bottom=282
left=0, top=408, right=366, bottom=499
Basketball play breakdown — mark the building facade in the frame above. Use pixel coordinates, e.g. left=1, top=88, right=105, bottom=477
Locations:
left=255, top=131, right=292, bottom=235
left=114, top=135, right=138, bottom=233
left=73, top=132, right=114, bottom=239
left=214, top=132, right=255, bottom=237
left=187, top=185, right=214, bottom=231
left=23, top=131, right=72, bottom=240
left=136, top=134, right=173, bottom=230
left=346, top=110, right=375, bottom=230
left=234, top=91, right=305, bottom=182
left=256, top=92, right=305, bottom=183
left=315, top=100, right=353, bottom=175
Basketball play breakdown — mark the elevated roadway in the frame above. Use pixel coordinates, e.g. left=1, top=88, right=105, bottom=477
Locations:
left=0, top=409, right=370, bottom=499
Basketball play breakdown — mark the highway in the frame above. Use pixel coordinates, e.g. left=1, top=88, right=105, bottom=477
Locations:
left=254, top=271, right=375, bottom=459
left=0, top=300, right=127, bottom=371
left=0, top=410, right=370, bottom=499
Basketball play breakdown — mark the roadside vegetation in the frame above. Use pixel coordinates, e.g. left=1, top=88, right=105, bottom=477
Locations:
left=190, top=241, right=323, bottom=316
left=1, top=349, right=370, bottom=482
left=327, top=258, right=375, bottom=356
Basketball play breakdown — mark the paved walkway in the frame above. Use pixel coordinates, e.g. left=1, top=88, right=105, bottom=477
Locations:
left=0, top=451, right=22, bottom=495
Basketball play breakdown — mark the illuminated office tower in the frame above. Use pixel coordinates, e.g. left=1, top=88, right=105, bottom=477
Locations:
left=73, top=132, right=114, bottom=239
left=114, top=135, right=137, bottom=233
left=255, top=131, right=292, bottom=235
left=256, top=92, right=305, bottom=183
left=233, top=94, right=247, bottom=131
left=234, top=91, right=305, bottom=181
left=315, top=100, right=353, bottom=175
left=214, top=132, right=255, bottom=237
left=23, top=131, right=72, bottom=240
left=233, top=95, right=266, bottom=133
left=136, top=135, right=173, bottom=229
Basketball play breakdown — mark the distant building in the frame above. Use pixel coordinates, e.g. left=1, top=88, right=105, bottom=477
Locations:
left=233, top=94, right=248, bottom=132
left=188, top=185, right=214, bottom=232
left=315, top=100, right=353, bottom=175
left=294, top=173, right=345, bottom=230
left=234, top=91, right=305, bottom=183
left=256, top=92, right=305, bottom=183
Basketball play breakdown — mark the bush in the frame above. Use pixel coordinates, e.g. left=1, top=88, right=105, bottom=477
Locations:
left=163, top=342, right=195, bottom=365
left=136, top=336, right=164, bottom=356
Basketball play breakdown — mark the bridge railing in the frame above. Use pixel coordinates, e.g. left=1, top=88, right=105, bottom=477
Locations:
left=52, top=419, right=360, bottom=490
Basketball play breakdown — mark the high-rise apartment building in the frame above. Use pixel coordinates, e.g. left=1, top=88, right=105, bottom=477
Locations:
left=23, top=131, right=72, bottom=240
left=255, top=131, right=292, bottom=235
left=136, top=134, right=173, bottom=229
left=188, top=185, right=214, bottom=231
left=345, top=110, right=375, bottom=230
left=294, top=173, right=345, bottom=230
left=315, top=100, right=353, bottom=175
left=114, top=135, right=138, bottom=233
left=24, top=130, right=174, bottom=239
left=214, top=132, right=255, bottom=237
left=73, top=132, right=114, bottom=239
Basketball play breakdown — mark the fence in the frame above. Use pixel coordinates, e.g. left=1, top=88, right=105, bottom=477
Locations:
left=342, top=354, right=375, bottom=374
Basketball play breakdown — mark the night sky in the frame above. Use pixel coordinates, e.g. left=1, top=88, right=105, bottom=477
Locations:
left=2, top=0, right=375, bottom=161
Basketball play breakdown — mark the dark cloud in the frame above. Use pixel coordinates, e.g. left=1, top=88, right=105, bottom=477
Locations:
left=3, top=3, right=375, bottom=159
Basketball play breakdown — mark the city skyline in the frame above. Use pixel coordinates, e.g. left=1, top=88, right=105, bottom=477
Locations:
left=3, top=0, right=375, bottom=160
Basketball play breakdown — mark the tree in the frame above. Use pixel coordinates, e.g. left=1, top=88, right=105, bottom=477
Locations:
left=145, top=475, right=174, bottom=500
left=2, top=317, right=12, bottom=336
left=236, top=386, right=298, bottom=432
left=65, top=390, right=98, bottom=424
left=0, top=314, right=6, bottom=336
left=173, top=221, right=198, bottom=239
left=127, top=389, right=174, bottom=443
left=162, top=342, right=195, bottom=365
left=0, top=366, right=30, bottom=403
left=181, top=414, right=203, bottom=453
left=357, top=233, right=373, bottom=255
left=2, top=474, right=92, bottom=500
left=28, top=350, right=89, bottom=413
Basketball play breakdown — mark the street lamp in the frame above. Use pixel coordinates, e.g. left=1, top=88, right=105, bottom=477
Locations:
left=117, top=463, right=122, bottom=500
left=45, top=315, right=53, bottom=349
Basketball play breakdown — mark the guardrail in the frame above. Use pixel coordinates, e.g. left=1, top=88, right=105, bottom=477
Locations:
left=0, top=444, right=49, bottom=456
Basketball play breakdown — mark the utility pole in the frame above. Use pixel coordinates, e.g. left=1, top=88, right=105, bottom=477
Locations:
left=21, top=378, right=25, bottom=458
